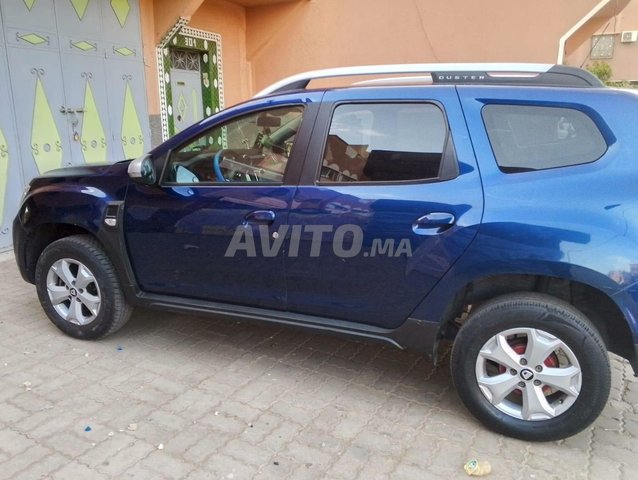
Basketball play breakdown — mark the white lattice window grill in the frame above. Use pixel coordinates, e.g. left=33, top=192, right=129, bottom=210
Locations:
left=591, top=34, right=615, bottom=59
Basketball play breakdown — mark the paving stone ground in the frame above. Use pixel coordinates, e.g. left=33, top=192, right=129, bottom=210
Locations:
left=1, top=251, right=637, bottom=479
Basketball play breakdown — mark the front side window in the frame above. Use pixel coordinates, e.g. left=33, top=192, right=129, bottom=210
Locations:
left=482, top=105, right=607, bottom=173
left=165, top=106, right=304, bottom=184
left=319, top=103, right=447, bottom=183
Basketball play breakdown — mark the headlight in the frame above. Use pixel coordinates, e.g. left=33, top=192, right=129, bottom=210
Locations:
left=20, top=183, right=32, bottom=203
left=21, top=204, right=30, bottom=224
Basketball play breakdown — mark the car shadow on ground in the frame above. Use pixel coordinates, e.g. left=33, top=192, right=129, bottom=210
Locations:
left=114, top=306, right=468, bottom=417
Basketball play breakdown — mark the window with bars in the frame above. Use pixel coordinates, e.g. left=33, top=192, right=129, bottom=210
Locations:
left=591, top=34, right=615, bottom=59
left=171, top=49, right=201, bottom=71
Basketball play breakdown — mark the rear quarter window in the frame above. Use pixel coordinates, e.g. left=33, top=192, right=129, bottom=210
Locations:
left=482, top=104, right=607, bottom=173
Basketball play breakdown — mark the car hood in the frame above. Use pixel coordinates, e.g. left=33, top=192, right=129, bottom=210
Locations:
left=26, top=160, right=133, bottom=203
left=37, top=160, right=132, bottom=179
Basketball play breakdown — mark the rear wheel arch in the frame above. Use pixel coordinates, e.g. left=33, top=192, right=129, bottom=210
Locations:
left=440, top=273, right=634, bottom=367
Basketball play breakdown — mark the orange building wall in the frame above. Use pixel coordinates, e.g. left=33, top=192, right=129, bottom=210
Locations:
left=245, top=0, right=608, bottom=92
left=190, top=1, right=252, bottom=107
left=139, top=0, right=635, bottom=121
left=140, top=0, right=251, bottom=115
left=566, top=0, right=638, bottom=81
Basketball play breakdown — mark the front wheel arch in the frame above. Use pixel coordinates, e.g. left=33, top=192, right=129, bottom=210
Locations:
left=22, top=223, right=94, bottom=284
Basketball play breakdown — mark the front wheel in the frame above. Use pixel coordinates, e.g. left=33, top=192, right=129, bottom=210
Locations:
left=35, top=235, right=132, bottom=340
left=450, top=293, right=610, bottom=441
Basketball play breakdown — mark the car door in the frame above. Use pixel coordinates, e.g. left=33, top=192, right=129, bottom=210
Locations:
left=284, top=87, right=484, bottom=328
left=124, top=97, right=319, bottom=310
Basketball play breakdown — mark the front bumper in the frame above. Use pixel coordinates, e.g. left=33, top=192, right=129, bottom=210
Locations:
left=12, top=213, right=33, bottom=284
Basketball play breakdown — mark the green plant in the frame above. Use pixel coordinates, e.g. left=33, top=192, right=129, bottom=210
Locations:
left=587, top=61, right=613, bottom=83
left=607, top=80, right=637, bottom=89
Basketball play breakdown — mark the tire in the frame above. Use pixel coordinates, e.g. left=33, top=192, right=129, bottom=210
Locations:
left=450, top=292, right=610, bottom=441
left=35, top=235, right=133, bottom=340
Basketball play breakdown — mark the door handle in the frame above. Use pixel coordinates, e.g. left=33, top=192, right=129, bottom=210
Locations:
left=412, top=212, right=456, bottom=235
left=243, top=210, right=276, bottom=225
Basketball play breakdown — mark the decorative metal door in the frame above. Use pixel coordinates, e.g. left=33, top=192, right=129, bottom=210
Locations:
left=159, top=26, right=224, bottom=140
left=104, top=46, right=148, bottom=160
left=57, top=0, right=111, bottom=164
left=3, top=0, right=72, bottom=183
left=0, top=0, right=150, bottom=250
left=170, top=49, right=204, bottom=133
left=0, top=6, right=23, bottom=249
left=100, top=0, right=148, bottom=159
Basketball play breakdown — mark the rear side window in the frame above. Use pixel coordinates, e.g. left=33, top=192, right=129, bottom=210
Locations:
left=482, top=105, right=607, bottom=173
left=319, top=103, right=447, bottom=183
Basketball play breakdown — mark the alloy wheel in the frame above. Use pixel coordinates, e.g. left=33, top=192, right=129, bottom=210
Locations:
left=46, top=258, right=101, bottom=326
left=475, top=327, right=582, bottom=421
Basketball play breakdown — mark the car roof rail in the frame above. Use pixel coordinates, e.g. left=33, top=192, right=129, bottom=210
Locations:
left=254, top=63, right=603, bottom=97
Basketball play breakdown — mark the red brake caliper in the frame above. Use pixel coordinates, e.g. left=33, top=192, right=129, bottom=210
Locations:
left=497, top=338, right=559, bottom=395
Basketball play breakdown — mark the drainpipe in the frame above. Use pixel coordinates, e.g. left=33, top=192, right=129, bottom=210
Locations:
left=557, top=0, right=611, bottom=64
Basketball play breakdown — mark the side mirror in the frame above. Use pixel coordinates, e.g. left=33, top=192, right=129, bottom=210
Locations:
left=128, top=154, right=157, bottom=185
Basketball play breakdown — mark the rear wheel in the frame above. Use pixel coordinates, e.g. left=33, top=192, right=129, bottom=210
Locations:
left=450, top=293, right=610, bottom=441
left=35, top=235, right=132, bottom=339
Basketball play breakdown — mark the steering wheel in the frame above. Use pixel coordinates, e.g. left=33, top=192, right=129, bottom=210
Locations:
left=213, top=149, right=241, bottom=182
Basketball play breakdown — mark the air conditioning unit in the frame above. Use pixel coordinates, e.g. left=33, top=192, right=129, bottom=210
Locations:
left=621, top=30, right=638, bottom=43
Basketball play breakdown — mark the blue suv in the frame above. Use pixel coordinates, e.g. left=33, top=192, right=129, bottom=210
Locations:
left=13, top=64, right=638, bottom=441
